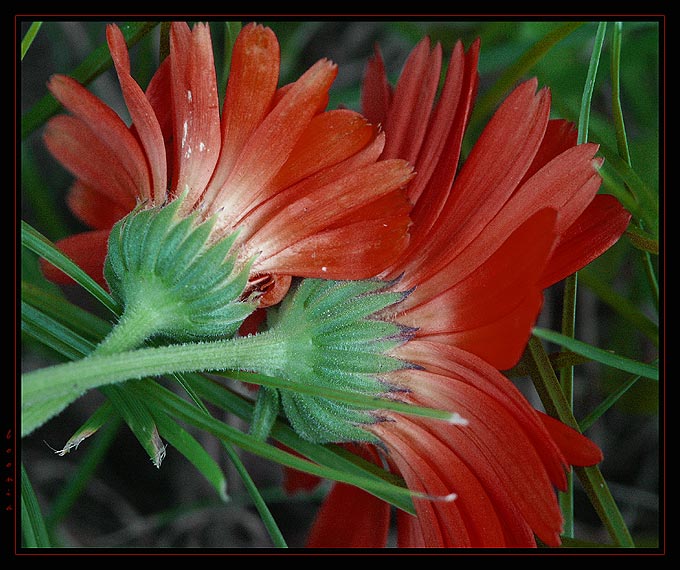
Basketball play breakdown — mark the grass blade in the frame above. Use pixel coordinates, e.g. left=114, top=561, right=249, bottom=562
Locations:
left=532, top=327, right=658, bottom=380
left=21, top=221, right=120, bottom=316
left=526, top=337, right=635, bottom=547
left=21, top=463, right=51, bottom=548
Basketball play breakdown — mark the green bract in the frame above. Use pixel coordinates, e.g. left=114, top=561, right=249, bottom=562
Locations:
left=256, top=277, right=416, bottom=444
left=103, top=198, right=256, bottom=345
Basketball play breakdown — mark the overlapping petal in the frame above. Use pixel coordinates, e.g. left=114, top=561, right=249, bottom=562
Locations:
left=302, top=33, right=628, bottom=549
left=42, top=22, right=414, bottom=305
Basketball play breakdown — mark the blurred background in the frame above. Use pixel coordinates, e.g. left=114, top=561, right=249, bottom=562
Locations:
left=19, top=19, right=660, bottom=549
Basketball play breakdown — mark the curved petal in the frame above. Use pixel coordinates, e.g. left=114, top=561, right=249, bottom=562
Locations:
left=202, top=23, right=280, bottom=205
left=405, top=39, right=479, bottom=206
left=169, top=22, right=221, bottom=209
left=107, top=24, right=167, bottom=205
left=47, top=74, right=151, bottom=201
left=208, top=58, right=338, bottom=227
left=373, top=418, right=505, bottom=547
left=306, top=482, right=390, bottom=548
left=393, top=372, right=565, bottom=546
left=537, top=412, right=603, bottom=468
left=266, top=109, right=379, bottom=193
left=539, top=194, right=632, bottom=288
left=39, top=230, right=111, bottom=287
left=255, top=203, right=411, bottom=279
left=381, top=37, right=442, bottom=165
left=399, top=209, right=557, bottom=369
left=43, top=115, right=140, bottom=211
left=247, top=159, right=413, bottom=275
left=144, top=56, right=174, bottom=183
left=66, top=181, right=133, bottom=230
left=519, top=118, right=578, bottom=185
left=401, top=79, right=551, bottom=289
left=361, top=45, right=392, bottom=127
left=396, top=340, right=574, bottom=487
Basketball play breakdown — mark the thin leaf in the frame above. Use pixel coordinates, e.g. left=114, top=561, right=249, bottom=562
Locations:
left=21, top=221, right=120, bottom=316
left=185, top=373, right=410, bottom=496
left=21, top=464, right=51, bottom=548
left=100, top=385, right=166, bottom=468
left=22, top=281, right=112, bottom=343
left=150, top=407, right=229, bottom=501
left=21, top=22, right=43, bottom=60
left=579, top=268, right=659, bottom=346
left=610, top=22, right=632, bottom=166
left=172, top=372, right=287, bottom=546
left=21, top=21, right=158, bottom=139
left=21, top=301, right=93, bottom=361
left=56, top=401, right=116, bottom=456
left=579, top=371, right=650, bottom=432
left=222, top=370, right=462, bottom=425
left=624, top=225, right=659, bottom=255
left=221, top=442, right=287, bottom=547
left=577, top=21, right=607, bottom=144
left=532, top=328, right=658, bottom=380
left=129, top=379, right=418, bottom=515
left=526, top=337, right=635, bottom=547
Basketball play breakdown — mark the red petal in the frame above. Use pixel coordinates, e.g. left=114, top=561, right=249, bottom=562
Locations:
left=519, top=118, right=578, bottom=185
left=107, top=24, right=167, bottom=204
left=406, top=39, right=478, bottom=206
left=373, top=418, right=499, bottom=546
left=402, top=79, right=551, bottom=288
left=360, top=45, right=392, bottom=127
left=43, top=115, right=140, bottom=211
left=40, top=230, right=110, bottom=287
left=400, top=209, right=557, bottom=370
left=66, top=181, right=132, bottom=230
left=398, top=373, right=564, bottom=546
left=202, top=23, right=280, bottom=205
left=247, top=159, right=413, bottom=275
left=255, top=204, right=411, bottom=279
left=397, top=340, right=571, bottom=489
left=169, top=22, right=221, bottom=209
left=382, top=37, right=442, bottom=166
left=540, top=194, right=632, bottom=287
left=145, top=56, right=174, bottom=179
left=306, top=482, right=390, bottom=547
left=509, top=143, right=603, bottom=235
left=537, top=412, right=603, bottom=468
left=267, top=109, right=379, bottom=193
left=47, top=74, right=151, bottom=201
left=206, top=58, right=338, bottom=225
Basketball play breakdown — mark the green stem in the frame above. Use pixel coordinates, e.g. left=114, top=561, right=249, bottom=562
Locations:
left=22, top=328, right=456, bottom=438
left=22, top=329, right=286, bottom=434
left=559, top=273, right=578, bottom=537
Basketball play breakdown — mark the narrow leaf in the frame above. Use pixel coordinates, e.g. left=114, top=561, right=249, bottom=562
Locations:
left=21, top=221, right=120, bottom=316
left=150, top=408, right=229, bottom=501
left=533, top=327, right=658, bottom=380
left=21, top=22, right=43, bottom=60
left=21, top=464, right=51, bottom=548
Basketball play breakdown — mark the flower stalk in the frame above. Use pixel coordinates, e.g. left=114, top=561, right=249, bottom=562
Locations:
left=22, top=278, right=462, bottom=440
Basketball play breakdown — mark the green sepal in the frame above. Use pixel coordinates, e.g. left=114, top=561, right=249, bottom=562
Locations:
left=263, top=278, right=414, bottom=444
left=103, top=197, right=256, bottom=343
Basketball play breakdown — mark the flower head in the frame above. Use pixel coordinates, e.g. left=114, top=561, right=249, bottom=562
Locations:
left=292, top=36, right=631, bottom=548
left=42, top=22, right=413, bottom=307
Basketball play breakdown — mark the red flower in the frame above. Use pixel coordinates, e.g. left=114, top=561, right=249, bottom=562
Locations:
left=42, top=22, right=413, bottom=306
left=295, top=37, right=631, bottom=547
